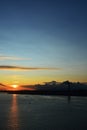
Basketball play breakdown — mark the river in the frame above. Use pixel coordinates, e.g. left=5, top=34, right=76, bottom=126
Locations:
left=0, top=94, right=87, bottom=130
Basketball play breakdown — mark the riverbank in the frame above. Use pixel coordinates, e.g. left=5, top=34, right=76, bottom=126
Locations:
left=1, top=90, right=87, bottom=96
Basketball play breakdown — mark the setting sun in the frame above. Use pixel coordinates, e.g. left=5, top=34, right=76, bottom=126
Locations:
left=11, top=84, right=18, bottom=89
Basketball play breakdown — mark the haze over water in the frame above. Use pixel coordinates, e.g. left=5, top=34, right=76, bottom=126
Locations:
left=0, top=94, right=87, bottom=130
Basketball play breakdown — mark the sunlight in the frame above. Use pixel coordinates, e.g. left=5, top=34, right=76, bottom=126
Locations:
left=8, top=94, right=19, bottom=129
left=11, top=84, right=18, bottom=89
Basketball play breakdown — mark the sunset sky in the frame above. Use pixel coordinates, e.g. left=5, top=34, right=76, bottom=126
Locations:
left=0, top=0, right=87, bottom=85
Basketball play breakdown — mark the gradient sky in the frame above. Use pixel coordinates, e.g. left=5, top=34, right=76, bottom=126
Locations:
left=0, top=0, right=87, bottom=85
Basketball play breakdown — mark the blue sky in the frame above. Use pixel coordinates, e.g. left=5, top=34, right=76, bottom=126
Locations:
left=0, top=0, right=87, bottom=84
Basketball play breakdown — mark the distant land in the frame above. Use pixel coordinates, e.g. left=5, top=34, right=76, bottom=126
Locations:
left=0, top=81, right=87, bottom=96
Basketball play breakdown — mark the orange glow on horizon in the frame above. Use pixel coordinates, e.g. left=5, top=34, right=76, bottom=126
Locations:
left=11, top=84, right=19, bottom=89
left=8, top=84, right=35, bottom=91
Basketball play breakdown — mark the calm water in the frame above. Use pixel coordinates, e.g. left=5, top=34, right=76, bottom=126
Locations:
left=0, top=94, right=87, bottom=130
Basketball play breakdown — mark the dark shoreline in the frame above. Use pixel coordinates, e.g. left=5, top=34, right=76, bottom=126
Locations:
left=1, top=90, right=87, bottom=96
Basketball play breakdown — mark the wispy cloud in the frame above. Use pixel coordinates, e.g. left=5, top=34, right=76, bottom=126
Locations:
left=0, top=65, right=61, bottom=71
left=0, top=56, right=31, bottom=61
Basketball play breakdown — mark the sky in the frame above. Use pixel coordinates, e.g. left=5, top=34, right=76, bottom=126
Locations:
left=0, top=0, right=87, bottom=85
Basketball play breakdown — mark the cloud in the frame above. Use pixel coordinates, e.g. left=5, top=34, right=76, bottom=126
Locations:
left=0, top=56, right=31, bottom=61
left=0, top=65, right=61, bottom=71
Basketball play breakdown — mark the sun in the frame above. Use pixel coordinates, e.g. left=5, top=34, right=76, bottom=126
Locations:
left=11, top=84, right=18, bottom=89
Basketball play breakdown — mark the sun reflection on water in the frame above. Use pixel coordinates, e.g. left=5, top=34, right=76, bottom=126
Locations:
left=8, top=94, right=20, bottom=130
